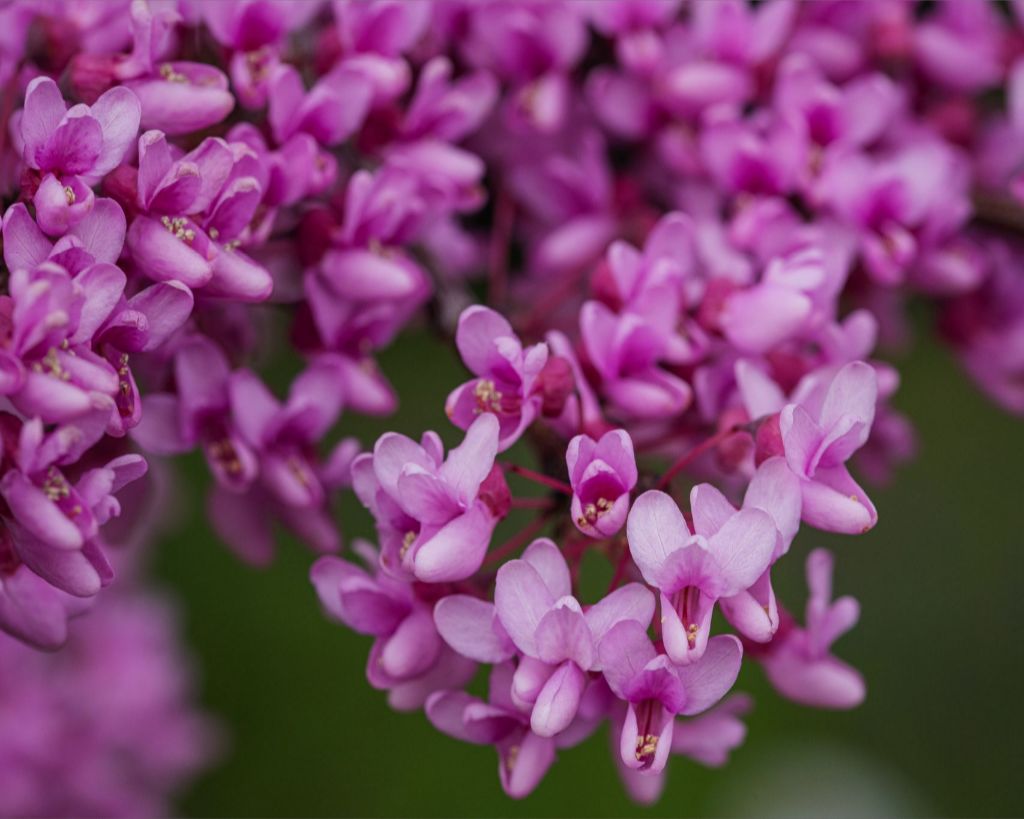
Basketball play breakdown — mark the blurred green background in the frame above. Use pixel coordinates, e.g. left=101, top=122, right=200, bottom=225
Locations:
left=151, top=325, right=1024, bottom=817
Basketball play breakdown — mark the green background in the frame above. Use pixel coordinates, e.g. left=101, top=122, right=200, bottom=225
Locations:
left=151, top=325, right=1024, bottom=817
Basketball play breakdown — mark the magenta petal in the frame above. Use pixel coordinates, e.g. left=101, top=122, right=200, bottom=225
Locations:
left=690, top=483, right=737, bottom=538
left=1, top=472, right=83, bottom=551
left=512, top=656, right=556, bottom=709
left=456, top=305, right=516, bottom=376
left=126, top=217, right=213, bottom=287
left=87, top=85, right=142, bottom=179
left=38, top=115, right=103, bottom=176
left=128, top=281, right=194, bottom=351
left=0, top=565, right=77, bottom=649
left=21, top=77, right=67, bottom=169
left=129, top=66, right=234, bottom=135
left=2, top=203, right=52, bottom=273
left=661, top=590, right=712, bottom=666
left=13, top=534, right=102, bottom=598
left=743, top=456, right=802, bottom=555
left=670, top=693, right=751, bottom=767
left=721, top=285, right=812, bottom=353
left=412, top=503, right=495, bottom=582
left=34, top=174, right=95, bottom=236
left=204, top=249, right=273, bottom=302
left=69, top=198, right=127, bottom=264
left=530, top=660, right=586, bottom=737
left=396, top=467, right=461, bottom=524
left=598, top=619, right=658, bottom=698
left=425, top=690, right=489, bottom=744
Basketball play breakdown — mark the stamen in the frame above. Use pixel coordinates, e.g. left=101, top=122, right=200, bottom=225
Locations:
left=159, top=63, right=189, bottom=83
left=635, top=734, right=659, bottom=762
left=400, top=530, right=416, bottom=560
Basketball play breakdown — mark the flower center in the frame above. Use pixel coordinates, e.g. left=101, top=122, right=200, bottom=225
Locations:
left=473, top=379, right=503, bottom=413
left=577, top=497, right=612, bottom=528
left=400, top=530, right=416, bottom=560
left=31, top=348, right=70, bottom=381
left=159, top=63, right=189, bottom=84
left=64, top=185, right=76, bottom=205
left=161, top=216, right=196, bottom=242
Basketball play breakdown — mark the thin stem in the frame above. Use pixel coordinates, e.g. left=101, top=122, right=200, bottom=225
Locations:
left=606, top=540, right=633, bottom=593
left=655, top=425, right=740, bottom=490
left=482, top=511, right=554, bottom=569
left=488, top=186, right=514, bottom=308
left=506, top=463, right=573, bottom=495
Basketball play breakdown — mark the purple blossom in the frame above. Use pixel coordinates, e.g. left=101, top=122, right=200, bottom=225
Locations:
left=0, top=592, right=219, bottom=818
left=125, top=130, right=273, bottom=300
left=0, top=411, right=145, bottom=647
left=17, top=76, right=140, bottom=235
left=312, top=541, right=475, bottom=711
left=351, top=413, right=504, bottom=581
left=599, top=620, right=742, bottom=774
left=626, top=488, right=775, bottom=664
left=446, top=306, right=549, bottom=451
left=493, top=538, right=654, bottom=736
left=566, top=429, right=637, bottom=538
left=757, top=549, right=865, bottom=710
left=426, top=662, right=556, bottom=799
left=778, top=361, right=879, bottom=535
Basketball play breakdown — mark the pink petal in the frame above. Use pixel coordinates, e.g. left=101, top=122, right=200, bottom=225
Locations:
left=433, top=595, right=514, bottom=663
left=520, top=538, right=571, bottom=600
left=438, top=413, right=499, bottom=505
left=584, top=583, right=655, bottom=652
left=677, top=634, right=743, bottom=716
left=412, top=503, right=494, bottom=582
left=706, top=508, right=777, bottom=596
left=530, top=660, right=586, bottom=737
left=494, top=558, right=555, bottom=656
left=626, top=490, right=690, bottom=586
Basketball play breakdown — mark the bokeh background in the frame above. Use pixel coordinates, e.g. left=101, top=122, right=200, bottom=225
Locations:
left=150, top=320, right=1024, bottom=817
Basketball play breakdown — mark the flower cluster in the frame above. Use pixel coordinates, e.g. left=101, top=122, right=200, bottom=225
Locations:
left=0, top=0, right=496, bottom=645
left=0, top=592, right=219, bottom=818
left=0, top=0, right=1023, bottom=809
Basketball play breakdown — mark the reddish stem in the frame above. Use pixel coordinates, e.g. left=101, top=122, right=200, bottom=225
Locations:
left=606, top=540, right=633, bottom=593
left=655, top=425, right=740, bottom=490
left=482, top=512, right=553, bottom=569
left=506, top=463, right=573, bottom=495
left=488, top=186, right=514, bottom=308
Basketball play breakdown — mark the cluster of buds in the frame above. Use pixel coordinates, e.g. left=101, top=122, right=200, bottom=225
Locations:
left=0, top=0, right=1021, bottom=809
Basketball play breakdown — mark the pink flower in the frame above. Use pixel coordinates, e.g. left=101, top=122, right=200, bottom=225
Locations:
left=566, top=429, right=637, bottom=538
left=599, top=619, right=742, bottom=774
left=626, top=487, right=776, bottom=664
left=493, top=538, right=654, bottom=736
left=446, top=306, right=549, bottom=451
left=17, top=77, right=139, bottom=236
left=757, top=548, right=865, bottom=709
left=779, top=361, right=879, bottom=534
left=352, top=413, right=504, bottom=581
